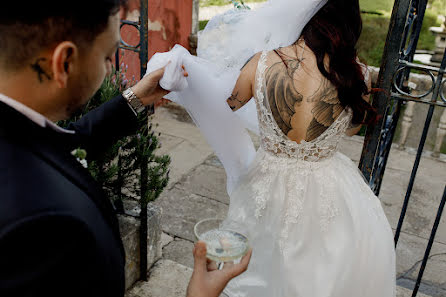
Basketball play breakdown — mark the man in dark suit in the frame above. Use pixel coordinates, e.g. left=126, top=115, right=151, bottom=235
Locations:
left=0, top=1, right=251, bottom=297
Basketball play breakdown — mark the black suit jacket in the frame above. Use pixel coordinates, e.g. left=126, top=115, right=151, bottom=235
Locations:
left=0, top=96, right=139, bottom=297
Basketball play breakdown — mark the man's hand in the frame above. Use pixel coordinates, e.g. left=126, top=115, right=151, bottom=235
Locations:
left=186, top=241, right=252, bottom=297
left=131, top=67, right=168, bottom=106
left=131, top=64, right=188, bottom=106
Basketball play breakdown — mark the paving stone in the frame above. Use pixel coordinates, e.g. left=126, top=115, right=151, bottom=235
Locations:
left=160, top=103, right=194, bottom=124
left=126, top=260, right=192, bottom=297
left=150, top=106, right=215, bottom=188
left=407, top=253, right=446, bottom=290
left=204, top=155, right=224, bottom=168
left=385, top=145, right=446, bottom=180
left=151, top=106, right=213, bottom=149
left=397, top=285, right=431, bottom=297
left=160, top=232, right=174, bottom=249
left=163, top=238, right=195, bottom=268
left=164, top=140, right=214, bottom=188
left=125, top=259, right=229, bottom=297
left=396, top=231, right=446, bottom=294
left=338, top=135, right=364, bottom=163
left=176, top=164, right=230, bottom=205
left=379, top=167, right=446, bottom=244
left=154, top=187, right=228, bottom=242
left=155, top=133, right=184, bottom=156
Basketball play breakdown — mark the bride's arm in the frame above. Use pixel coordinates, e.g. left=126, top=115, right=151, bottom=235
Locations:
left=226, top=53, right=261, bottom=112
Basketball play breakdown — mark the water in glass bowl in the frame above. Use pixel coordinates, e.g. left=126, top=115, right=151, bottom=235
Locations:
left=200, top=229, right=249, bottom=262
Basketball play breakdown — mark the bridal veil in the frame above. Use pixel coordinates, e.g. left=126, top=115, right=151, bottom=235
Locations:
left=145, top=0, right=327, bottom=193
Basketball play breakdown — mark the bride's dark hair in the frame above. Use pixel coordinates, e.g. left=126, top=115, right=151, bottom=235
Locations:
left=301, top=0, right=377, bottom=125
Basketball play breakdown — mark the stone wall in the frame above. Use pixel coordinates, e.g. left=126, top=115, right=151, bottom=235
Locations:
left=118, top=204, right=163, bottom=290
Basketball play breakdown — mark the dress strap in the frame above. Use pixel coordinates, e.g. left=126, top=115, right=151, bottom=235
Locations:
left=255, top=51, right=268, bottom=101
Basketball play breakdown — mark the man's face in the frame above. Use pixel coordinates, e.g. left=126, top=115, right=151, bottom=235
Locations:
left=65, top=13, right=120, bottom=116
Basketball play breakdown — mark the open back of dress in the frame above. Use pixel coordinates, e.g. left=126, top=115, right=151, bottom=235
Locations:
left=255, top=50, right=353, bottom=161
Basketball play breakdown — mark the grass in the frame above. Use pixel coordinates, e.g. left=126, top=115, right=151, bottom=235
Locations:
left=360, top=0, right=394, bottom=13
left=199, top=20, right=209, bottom=31
left=357, top=14, right=390, bottom=67
left=358, top=8, right=441, bottom=67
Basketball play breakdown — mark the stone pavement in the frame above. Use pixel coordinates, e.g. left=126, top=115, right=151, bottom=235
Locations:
left=126, top=103, right=445, bottom=297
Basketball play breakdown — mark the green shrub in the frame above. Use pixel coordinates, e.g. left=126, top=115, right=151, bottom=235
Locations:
left=58, top=66, right=170, bottom=210
left=358, top=14, right=390, bottom=67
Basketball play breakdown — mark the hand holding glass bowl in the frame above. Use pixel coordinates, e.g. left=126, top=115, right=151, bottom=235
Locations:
left=194, top=218, right=250, bottom=269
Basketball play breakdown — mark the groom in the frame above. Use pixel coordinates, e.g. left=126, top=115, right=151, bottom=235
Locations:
left=0, top=1, right=250, bottom=297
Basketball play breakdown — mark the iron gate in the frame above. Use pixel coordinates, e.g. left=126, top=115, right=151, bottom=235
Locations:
left=116, top=0, right=151, bottom=281
left=358, top=0, right=445, bottom=296
left=115, top=0, right=149, bottom=81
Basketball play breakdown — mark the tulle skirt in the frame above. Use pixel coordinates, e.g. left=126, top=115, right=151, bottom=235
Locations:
left=222, top=148, right=396, bottom=297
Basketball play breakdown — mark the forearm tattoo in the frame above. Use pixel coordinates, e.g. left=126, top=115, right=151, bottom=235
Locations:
left=31, top=58, right=52, bottom=82
left=227, top=92, right=245, bottom=111
left=265, top=59, right=342, bottom=142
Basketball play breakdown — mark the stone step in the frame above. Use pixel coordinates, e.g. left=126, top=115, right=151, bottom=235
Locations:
left=397, top=286, right=431, bottom=297
left=126, top=260, right=192, bottom=297
left=126, top=259, right=430, bottom=297
left=125, top=259, right=229, bottom=297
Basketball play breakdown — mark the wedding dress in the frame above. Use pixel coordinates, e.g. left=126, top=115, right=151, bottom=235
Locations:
left=145, top=1, right=396, bottom=296
left=219, top=51, right=396, bottom=297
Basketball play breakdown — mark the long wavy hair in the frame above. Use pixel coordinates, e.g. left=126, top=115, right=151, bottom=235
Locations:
left=300, top=0, right=377, bottom=125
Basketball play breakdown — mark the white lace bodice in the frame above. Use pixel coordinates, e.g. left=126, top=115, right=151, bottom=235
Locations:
left=254, top=51, right=353, bottom=162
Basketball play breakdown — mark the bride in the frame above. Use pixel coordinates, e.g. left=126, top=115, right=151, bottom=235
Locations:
left=146, top=0, right=396, bottom=296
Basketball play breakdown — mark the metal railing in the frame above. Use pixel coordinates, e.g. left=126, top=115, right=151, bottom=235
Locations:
left=358, top=0, right=445, bottom=296
left=115, top=0, right=151, bottom=282
left=115, top=1, right=149, bottom=80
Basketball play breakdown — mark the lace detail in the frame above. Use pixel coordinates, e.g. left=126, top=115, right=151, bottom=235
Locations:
left=316, top=169, right=340, bottom=231
left=251, top=51, right=353, bottom=247
left=279, top=170, right=305, bottom=251
left=252, top=148, right=333, bottom=220
left=254, top=51, right=353, bottom=162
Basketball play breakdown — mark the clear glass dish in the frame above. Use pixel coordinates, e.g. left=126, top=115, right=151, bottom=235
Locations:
left=194, top=218, right=250, bottom=263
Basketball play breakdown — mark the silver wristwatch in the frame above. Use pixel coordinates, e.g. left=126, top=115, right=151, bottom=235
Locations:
left=122, top=88, right=145, bottom=114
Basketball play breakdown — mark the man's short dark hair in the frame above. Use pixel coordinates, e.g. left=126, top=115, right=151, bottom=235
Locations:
left=0, top=0, right=128, bottom=70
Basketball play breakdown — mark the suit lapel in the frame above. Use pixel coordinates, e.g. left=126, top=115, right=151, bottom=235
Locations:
left=0, top=102, right=123, bottom=252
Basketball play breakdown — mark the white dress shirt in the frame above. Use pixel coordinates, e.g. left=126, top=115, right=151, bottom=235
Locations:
left=0, top=93, right=75, bottom=134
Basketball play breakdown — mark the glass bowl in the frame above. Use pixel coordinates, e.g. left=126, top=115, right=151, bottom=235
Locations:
left=194, top=218, right=249, bottom=262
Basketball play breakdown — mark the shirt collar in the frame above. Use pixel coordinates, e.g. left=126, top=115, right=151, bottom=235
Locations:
left=0, top=93, right=75, bottom=134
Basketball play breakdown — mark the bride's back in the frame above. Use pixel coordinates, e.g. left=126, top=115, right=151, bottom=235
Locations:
left=261, top=43, right=345, bottom=144
left=253, top=0, right=375, bottom=147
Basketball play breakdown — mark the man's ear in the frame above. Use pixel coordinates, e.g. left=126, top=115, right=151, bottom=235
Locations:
left=51, top=41, right=78, bottom=88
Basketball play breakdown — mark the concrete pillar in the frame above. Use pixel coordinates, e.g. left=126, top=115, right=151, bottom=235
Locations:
left=398, top=101, right=416, bottom=149
left=432, top=108, right=446, bottom=158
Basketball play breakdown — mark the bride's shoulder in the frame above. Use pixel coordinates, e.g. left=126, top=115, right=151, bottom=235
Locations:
left=241, top=52, right=263, bottom=71
left=239, top=52, right=263, bottom=82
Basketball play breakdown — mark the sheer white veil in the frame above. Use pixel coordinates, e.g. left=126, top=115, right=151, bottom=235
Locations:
left=146, top=0, right=327, bottom=193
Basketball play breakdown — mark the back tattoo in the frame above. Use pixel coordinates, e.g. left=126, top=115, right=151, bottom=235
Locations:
left=265, top=58, right=342, bottom=142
